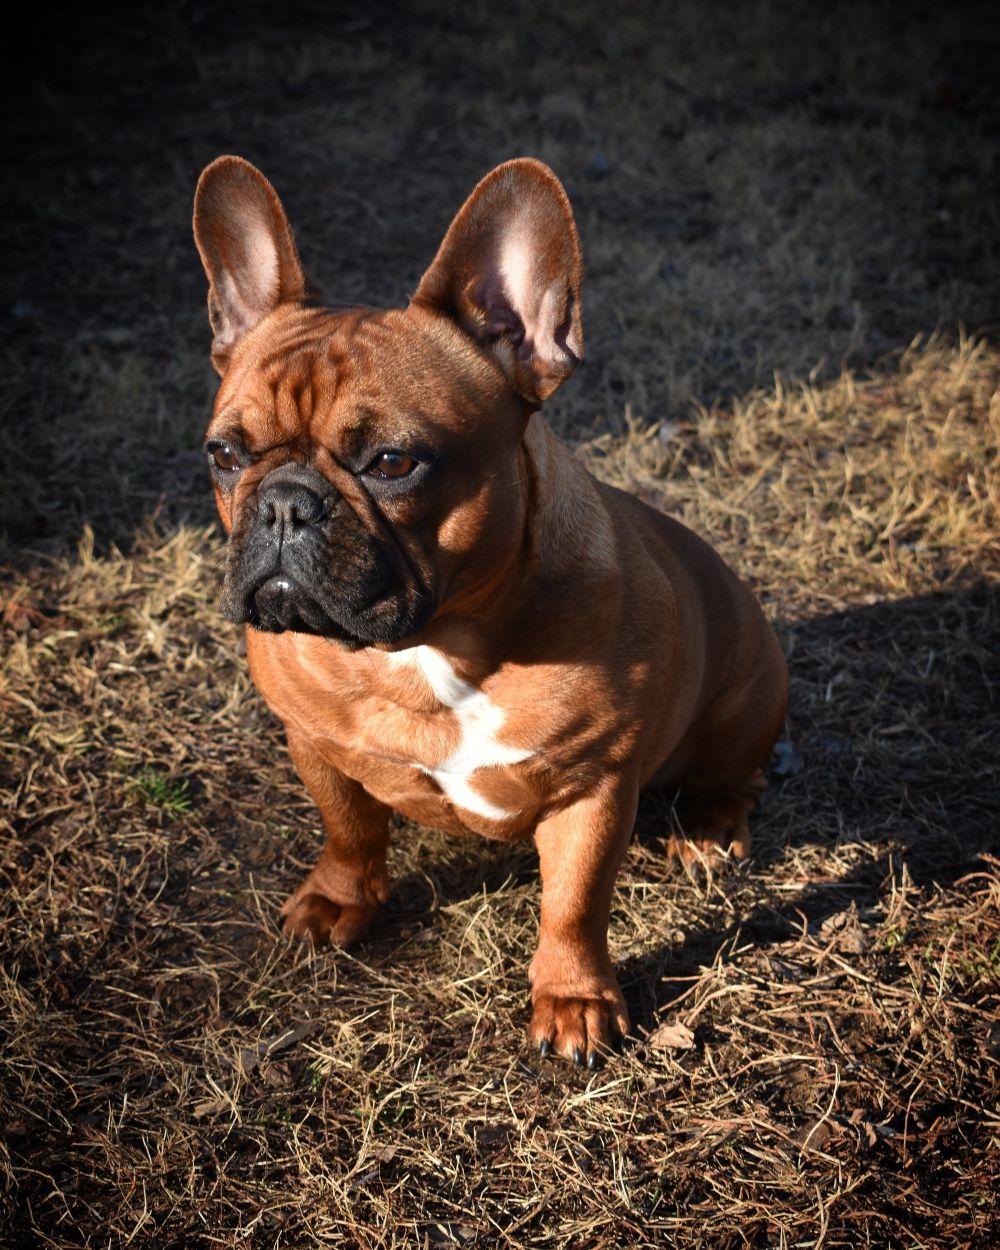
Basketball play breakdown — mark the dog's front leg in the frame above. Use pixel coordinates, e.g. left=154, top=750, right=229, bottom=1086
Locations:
left=280, top=728, right=391, bottom=947
left=529, top=778, right=638, bottom=1066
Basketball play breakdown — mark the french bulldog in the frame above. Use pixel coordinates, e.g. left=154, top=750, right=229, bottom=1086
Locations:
left=193, top=155, right=787, bottom=1066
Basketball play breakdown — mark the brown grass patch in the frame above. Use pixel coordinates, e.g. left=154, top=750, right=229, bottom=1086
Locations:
left=3, top=335, right=997, bottom=1247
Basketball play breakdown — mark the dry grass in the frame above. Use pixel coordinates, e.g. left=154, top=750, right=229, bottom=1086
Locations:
left=2, top=3, right=999, bottom=1247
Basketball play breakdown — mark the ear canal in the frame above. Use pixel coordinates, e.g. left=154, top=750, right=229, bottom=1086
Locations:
left=412, top=159, right=584, bottom=404
left=193, top=156, right=307, bottom=373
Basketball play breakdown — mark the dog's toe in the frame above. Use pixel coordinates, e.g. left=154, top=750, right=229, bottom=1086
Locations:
left=530, top=991, right=628, bottom=1068
left=665, top=827, right=749, bottom=864
left=281, top=891, right=375, bottom=947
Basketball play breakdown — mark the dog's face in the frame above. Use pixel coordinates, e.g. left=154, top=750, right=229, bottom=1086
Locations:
left=205, top=306, right=532, bottom=646
left=194, top=157, right=584, bottom=647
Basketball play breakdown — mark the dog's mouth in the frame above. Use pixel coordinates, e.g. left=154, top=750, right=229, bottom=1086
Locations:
left=245, top=571, right=403, bottom=646
left=250, top=573, right=344, bottom=636
left=228, top=556, right=432, bottom=647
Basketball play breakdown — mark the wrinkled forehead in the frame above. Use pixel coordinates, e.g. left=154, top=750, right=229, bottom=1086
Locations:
left=211, top=305, right=519, bottom=454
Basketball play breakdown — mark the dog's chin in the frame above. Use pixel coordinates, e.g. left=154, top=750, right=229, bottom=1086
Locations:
left=225, top=574, right=432, bottom=649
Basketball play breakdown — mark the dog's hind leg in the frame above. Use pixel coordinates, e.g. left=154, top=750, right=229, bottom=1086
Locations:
left=665, top=646, right=786, bottom=863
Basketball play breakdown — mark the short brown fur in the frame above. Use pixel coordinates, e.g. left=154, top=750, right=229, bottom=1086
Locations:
left=193, top=156, right=788, bottom=1065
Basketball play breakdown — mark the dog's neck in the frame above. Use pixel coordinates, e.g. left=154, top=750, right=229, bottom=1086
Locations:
left=380, top=415, right=618, bottom=680
left=521, top=415, right=616, bottom=575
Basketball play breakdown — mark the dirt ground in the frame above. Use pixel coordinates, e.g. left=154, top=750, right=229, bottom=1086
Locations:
left=2, top=1, right=999, bottom=1247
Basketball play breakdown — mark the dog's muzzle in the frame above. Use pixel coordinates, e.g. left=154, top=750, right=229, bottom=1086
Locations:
left=250, top=472, right=331, bottom=628
left=220, top=462, right=421, bottom=644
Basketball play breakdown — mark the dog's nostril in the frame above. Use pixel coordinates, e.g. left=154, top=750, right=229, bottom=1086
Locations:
left=291, top=492, right=324, bottom=526
left=260, top=484, right=325, bottom=531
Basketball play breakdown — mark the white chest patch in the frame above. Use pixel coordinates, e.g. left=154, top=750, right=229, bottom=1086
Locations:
left=384, top=646, right=533, bottom=821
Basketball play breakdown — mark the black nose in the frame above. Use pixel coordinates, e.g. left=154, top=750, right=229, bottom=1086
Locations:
left=258, top=480, right=326, bottom=534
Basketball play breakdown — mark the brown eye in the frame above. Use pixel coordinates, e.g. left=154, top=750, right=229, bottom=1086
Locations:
left=211, top=444, right=240, bottom=472
left=369, top=451, right=416, bottom=479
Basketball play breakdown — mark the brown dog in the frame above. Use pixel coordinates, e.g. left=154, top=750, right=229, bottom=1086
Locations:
left=192, top=156, right=787, bottom=1067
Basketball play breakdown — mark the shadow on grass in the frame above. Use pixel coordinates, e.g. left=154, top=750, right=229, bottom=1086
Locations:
left=621, top=580, right=999, bottom=1031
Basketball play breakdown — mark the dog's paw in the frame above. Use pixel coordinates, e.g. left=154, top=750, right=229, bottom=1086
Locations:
left=667, top=783, right=759, bottom=863
left=530, top=990, right=629, bottom=1068
left=664, top=823, right=750, bottom=864
left=281, top=890, right=378, bottom=948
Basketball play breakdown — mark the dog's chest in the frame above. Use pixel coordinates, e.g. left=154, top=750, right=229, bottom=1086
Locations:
left=373, top=646, right=535, bottom=824
left=255, top=637, right=540, bottom=832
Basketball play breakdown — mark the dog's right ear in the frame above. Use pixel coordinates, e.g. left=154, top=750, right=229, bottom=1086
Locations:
left=193, top=157, right=306, bottom=374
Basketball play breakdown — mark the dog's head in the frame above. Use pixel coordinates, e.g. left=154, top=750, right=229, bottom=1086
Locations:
left=193, top=156, right=583, bottom=647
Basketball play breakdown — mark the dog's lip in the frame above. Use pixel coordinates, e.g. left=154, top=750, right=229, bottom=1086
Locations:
left=246, top=573, right=392, bottom=645
left=249, top=573, right=281, bottom=609
left=252, top=573, right=298, bottom=606
left=261, top=574, right=294, bottom=593
left=252, top=569, right=393, bottom=613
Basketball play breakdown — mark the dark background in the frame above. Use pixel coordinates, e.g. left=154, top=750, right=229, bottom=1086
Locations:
left=3, top=0, right=998, bottom=558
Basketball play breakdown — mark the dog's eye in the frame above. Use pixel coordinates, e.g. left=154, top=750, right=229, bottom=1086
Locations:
left=367, top=451, right=416, bottom=480
left=210, top=443, right=241, bottom=472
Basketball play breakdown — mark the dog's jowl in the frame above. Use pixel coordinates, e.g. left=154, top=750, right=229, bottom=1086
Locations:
left=193, top=156, right=788, bottom=1066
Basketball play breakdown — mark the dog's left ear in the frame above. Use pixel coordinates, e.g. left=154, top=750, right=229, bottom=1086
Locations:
left=193, top=156, right=307, bottom=374
left=412, top=159, right=583, bottom=404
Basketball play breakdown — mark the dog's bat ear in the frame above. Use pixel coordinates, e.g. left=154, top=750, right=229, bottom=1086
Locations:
left=193, top=157, right=306, bottom=374
left=412, top=159, right=583, bottom=404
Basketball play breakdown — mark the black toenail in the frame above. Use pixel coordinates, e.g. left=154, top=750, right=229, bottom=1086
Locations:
left=587, top=1051, right=602, bottom=1071
left=539, top=1039, right=550, bottom=1057
left=573, top=1047, right=584, bottom=1066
